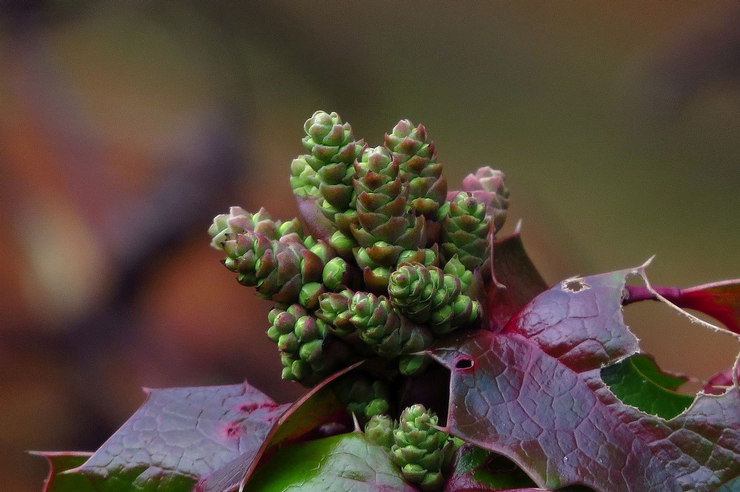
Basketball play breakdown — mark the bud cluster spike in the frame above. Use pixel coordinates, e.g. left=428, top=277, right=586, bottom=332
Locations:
left=210, top=110, right=513, bottom=489
left=366, top=405, right=453, bottom=491
left=210, top=110, right=509, bottom=397
left=389, top=262, right=480, bottom=335
left=294, top=111, right=365, bottom=253
left=438, top=191, right=491, bottom=271
left=384, top=119, right=447, bottom=218
left=267, top=305, right=350, bottom=385
left=460, top=166, right=509, bottom=234
left=351, top=146, right=426, bottom=290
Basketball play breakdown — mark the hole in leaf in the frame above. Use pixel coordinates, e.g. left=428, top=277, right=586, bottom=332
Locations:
left=562, top=278, right=589, bottom=293
left=455, top=358, right=474, bottom=370
left=223, top=423, right=241, bottom=438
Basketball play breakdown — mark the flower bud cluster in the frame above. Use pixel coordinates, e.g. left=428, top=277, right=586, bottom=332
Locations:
left=210, top=110, right=509, bottom=389
left=366, top=405, right=453, bottom=491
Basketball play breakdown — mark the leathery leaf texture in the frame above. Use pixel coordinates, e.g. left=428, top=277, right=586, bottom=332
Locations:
left=41, top=110, right=739, bottom=492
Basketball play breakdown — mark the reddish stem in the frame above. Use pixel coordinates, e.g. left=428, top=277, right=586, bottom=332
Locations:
left=623, top=285, right=683, bottom=305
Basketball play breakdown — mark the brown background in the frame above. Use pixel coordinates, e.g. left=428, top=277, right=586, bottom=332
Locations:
left=1, top=2, right=738, bottom=490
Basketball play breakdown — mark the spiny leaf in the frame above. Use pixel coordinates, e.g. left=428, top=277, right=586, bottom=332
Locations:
left=50, top=383, right=288, bottom=492
left=246, top=433, right=417, bottom=492
left=431, top=267, right=740, bottom=491
left=200, top=362, right=361, bottom=492
left=487, top=229, right=548, bottom=332
left=34, top=452, right=93, bottom=492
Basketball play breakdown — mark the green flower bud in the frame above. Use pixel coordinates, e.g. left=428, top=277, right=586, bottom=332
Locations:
left=299, top=282, right=326, bottom=310
left=398, top=354, right=432, bottom=376
left=384, top=119, right=447, bottom=218
left=365, top=414, right=395, bottom=450
left=323, top=257, right=350, bottom=291
left=443, top=255, right=473, bottom=294
left=335, top=375, right=392, bottom=424
left=460, top=166, right=509, bottom=234
left=268, top=304, right=349, bottom=386
left=438, top=192, right=491, bottom=271
left=391, top=405, right=452, bottom=491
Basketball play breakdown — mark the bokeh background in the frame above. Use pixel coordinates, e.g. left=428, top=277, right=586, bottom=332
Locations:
left=1, top=2, right=738, bottom=490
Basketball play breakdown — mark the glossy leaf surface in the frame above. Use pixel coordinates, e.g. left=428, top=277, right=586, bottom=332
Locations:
left=35, top=452, right=93, bottom=492
left=600, top=353, right=694, bottom=419
left=432, top=267, right=740, bottom=491
left=50, top=383, right=287, bottom=491
left=246, top=433, right=416, bottom=491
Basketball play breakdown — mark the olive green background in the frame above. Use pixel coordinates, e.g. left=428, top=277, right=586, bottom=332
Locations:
left=1, top=2, right=738, bottom=490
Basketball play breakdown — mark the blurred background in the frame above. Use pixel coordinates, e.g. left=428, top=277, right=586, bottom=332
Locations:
left=1, top=2, right=738, bottom=489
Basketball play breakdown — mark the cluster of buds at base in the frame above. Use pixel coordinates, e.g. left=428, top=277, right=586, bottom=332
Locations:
left=366, top=405, right=453, bottom=492
left=334, top=374, right=391, bottom=424
left=210, top=110, right=510, bottom=390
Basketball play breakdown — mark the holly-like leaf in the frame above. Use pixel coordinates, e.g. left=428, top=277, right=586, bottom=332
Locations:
left=33, top=452, right=93, bottom=492
left=246, top=432, right=417, bottom=491
left=601, top=354, right=694, bottom=419
left=487, top=229, right=548, bottom=332
left=431, top=267, right=740, bottom=491
left=44, top=383, right=288, bottom=491
left=200, top=362, right=361, bottom=492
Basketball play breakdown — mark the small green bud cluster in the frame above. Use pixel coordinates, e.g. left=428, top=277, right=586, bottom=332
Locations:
left=334, top=374, right=391, bottom=424
left=389, top=262, right=480, bottom=336
left=267, top=305, right=339, bottom=385
left=210, top=110, right=509, bottom=387
left=366, top=405, right=453, bottom=491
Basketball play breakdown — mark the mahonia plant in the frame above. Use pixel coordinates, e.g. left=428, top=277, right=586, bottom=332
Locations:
left=38, top=111, right=740, bottom=492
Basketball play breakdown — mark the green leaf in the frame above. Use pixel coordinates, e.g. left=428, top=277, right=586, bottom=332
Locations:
left=34, top=452, right=93, bottom=492
left=444, top=444, right=537, bottom=491
left=601, top=354, right=694, bottom=419
left=246, top=433, right=416, bottom=492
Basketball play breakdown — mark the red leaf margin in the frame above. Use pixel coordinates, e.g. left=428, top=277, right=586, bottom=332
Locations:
left=431, top=265, right=740, bottom=491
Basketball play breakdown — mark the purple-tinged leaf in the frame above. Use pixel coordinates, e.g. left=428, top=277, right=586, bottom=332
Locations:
left=625, top=279, right=740, bottom=335
left=704, top=366, right=740, bottom=395
left=200, top=362, right=360, bottom=492
left=504, top=269, right=638, bottom=373
left=487, top=230, right=548, bottom=332
left=432, top=267, right=740, bottom=491
left=33, top=452, right=93, bottom=492
left=66, top=383, right=287, bottom=490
